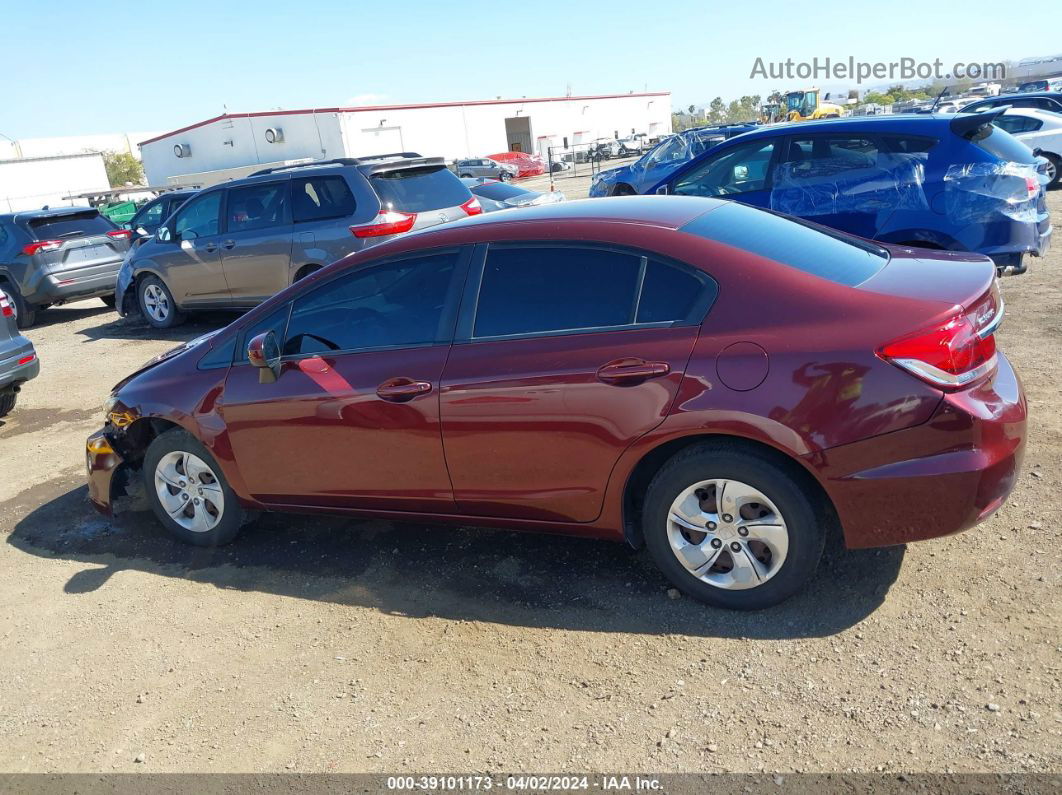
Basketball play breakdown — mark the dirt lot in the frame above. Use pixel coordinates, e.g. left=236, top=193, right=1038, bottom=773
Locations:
left=0, top=187, right=1059, bottom=776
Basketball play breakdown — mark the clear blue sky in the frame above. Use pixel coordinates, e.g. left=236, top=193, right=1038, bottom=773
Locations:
left=1, top=0, right=1055, bottom=139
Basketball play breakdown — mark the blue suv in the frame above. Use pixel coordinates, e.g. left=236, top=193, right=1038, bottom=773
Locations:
left=644, top=112, right=1052, bottom=273
left=589, top=124, right=757, bottom=198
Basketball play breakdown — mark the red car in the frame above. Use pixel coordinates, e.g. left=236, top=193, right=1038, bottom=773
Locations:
left=86, top=197, right=1025, bottom=610
left=486, top=151, right=545, bottom=178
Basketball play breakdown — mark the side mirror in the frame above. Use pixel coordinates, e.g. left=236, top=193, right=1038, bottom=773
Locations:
left=734, top=165, right=750, bottom=181
left=247, top=331, right=281, bottom=384
left=156, top=226, right=172, bottom=243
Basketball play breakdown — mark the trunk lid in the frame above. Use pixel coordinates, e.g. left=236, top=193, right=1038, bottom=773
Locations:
left=858, top=245, right=997, bottom=312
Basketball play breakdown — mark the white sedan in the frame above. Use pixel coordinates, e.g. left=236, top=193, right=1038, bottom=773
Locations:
left=992, top=107, right=1062, bottom=188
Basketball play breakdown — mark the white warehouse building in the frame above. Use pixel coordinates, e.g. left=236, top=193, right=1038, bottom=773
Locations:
left=139, top=92, right=671, bottom=186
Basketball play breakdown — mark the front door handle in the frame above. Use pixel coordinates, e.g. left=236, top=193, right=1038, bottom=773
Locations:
left=597, top=358, right=671, bottom=385
left=222, top=240, right=236, bottom=250
left=376, top=377, right=433, bottom=402
left=203, top=243, right=218, bottom=253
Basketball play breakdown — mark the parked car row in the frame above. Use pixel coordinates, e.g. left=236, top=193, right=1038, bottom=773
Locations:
left=591, top=110, right=1053, bottom=274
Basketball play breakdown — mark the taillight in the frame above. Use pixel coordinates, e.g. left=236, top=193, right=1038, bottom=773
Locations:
left=22, top=240, right=62, bottom=256
left=107, top=229, right=133, bottom=241
left=878, top=286, right=1003, bottom=390
left=1025, top=176, right=1039, bottom=200
left=17, top=353, right=36, bottom=366
left=0, top=292, right=13, bottom=317
left=461, top=197, right=483, bottom=216
left=350, top=210, right=417, bottom=238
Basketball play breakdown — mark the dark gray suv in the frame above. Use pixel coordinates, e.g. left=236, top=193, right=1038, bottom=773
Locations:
left=0, top=207, right=132, bottom=328
left=0, top=288, right=39, bottom=416
left=116, top=154, right=480, bottom=328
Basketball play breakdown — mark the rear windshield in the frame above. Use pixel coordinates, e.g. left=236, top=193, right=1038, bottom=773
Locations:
left=371, top=166, right=471, bottom=212
left=471, top=182, right=529, bottom=201
left=969, top=124, right=1037, bottom=164
left=680, top=203, right=888, bottom=287
left=27, top=211, right=114, bottom=240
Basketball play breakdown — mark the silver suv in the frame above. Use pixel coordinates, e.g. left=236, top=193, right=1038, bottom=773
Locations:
left=452, top=158, right=517, bottom=181
left=0, top=207, right=132, bottom=328
left=116, top=154, right=480, bottom=328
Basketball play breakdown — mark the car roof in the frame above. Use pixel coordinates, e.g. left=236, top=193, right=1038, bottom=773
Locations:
left=730, top=114, right=959, bottom=139
left=423, top=196, right=725, bottom=233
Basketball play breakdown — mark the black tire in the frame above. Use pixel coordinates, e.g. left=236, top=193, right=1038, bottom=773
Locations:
left=137, top=274, right=185, bottom=329
left=143, top=429, right=244, bottom=547
left=100, top=294, right=116, bottom=308
left=1044, top=153, right=1061, bottom=189
left=4, top=284, right=37, bottom=329
left=459, top=173, right=473, bottom=178
left=499, top=171, right=513, bottom=182
left=642, top=442, right=827, bottom=610
left=0, top=391, right=16, bottom=418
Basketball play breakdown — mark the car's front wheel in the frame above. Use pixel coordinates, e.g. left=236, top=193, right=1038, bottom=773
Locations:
left=138, top=275, right=185, bottom=328
left=144, top=429, right=244, bottom=546
left=642, top=443, right=827, bottom=610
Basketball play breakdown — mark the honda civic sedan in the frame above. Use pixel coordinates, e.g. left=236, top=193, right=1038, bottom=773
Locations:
left=86, top=197, right=1026, bottom=610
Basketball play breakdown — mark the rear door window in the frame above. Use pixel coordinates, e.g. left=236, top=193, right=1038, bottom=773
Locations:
left=226, top=181, right=289, bottom=232
left=292, top=176, right=356, bottom=223
left=28, top=211, right=114, bottom=240
left=370, top=165, right=471, bottom=212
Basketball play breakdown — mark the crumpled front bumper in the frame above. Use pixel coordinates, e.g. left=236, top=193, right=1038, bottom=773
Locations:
left=86, top=429, right=124, bottom=515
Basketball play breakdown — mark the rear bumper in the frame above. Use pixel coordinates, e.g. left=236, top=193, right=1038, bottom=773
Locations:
left=811, top=353, right=1026, bottom=548
left=26, top=260, right=122, bottom=305
left=0, top=338, right=39, bottom=390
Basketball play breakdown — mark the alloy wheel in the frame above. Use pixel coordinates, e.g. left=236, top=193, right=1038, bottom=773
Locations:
left=143, top=284, right=170, bottom=323
left=666, top=478, right=789, bottom=590
left=154, top=451, right=225, bottom=533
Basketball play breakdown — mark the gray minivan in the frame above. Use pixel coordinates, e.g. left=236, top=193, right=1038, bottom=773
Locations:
left=116, top=155, right=480, bottom=328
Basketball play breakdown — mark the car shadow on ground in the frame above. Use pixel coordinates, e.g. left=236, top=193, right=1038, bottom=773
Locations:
left=75, top=312, right=236, bottom=344
left=8, top=485, right=905, bottom=640
left=28, top=302, right=116, bottom=329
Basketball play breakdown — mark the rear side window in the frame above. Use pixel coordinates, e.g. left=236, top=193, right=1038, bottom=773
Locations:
left=292, top=176, right=356, bottom=223
left=970, top=124, right=1037, bottom=164
left=27, top=211, right=114, bottom=240
left=637, top=260, right=715, bottom=324
left=370, top=166, right=471, bottom=212
left=882, top=135, right=938, bottom=154
left=681, top=203, right=888, bottom=287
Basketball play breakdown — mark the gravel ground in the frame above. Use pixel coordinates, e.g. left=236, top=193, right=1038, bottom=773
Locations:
left=0, top=189, right=1059, bottom=775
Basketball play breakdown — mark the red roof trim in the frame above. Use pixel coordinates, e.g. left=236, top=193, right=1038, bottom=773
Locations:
left=138, top=92, right=670, bottom=146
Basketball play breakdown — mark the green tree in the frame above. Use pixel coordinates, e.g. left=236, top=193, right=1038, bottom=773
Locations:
left=103, top=151, right=144, bottom=187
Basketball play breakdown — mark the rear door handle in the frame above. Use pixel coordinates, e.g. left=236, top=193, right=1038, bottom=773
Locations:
left=376, top=377, right=433, bottom=402
left=222, top=240, right=236, bottom=250
left=203, top=243, right=218, bottom=253
left=597, top=358, right=671, bottom=385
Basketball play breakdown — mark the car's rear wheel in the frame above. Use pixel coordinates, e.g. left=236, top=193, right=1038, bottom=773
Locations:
left=1043, top=153, right=1060, bottom=189
left=500, top=171, right=513, bottom=182
left=642, top=443, right=826, bottom=610
left=4, top=284, right=37, bottom=329
left=138, top=275, right=185, bottom=329
left=459, top=173, right=473, bottom=178
left=144, top=429, right=243, bottom=547
left=0, top=391, right=16, bottom=417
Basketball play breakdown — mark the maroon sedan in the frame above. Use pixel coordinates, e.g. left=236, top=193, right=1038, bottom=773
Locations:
left=86, top=197, right=1026, bottom=609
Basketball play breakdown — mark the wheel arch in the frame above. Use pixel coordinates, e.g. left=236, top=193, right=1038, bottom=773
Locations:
left=619, top=432, right=838, bottom=549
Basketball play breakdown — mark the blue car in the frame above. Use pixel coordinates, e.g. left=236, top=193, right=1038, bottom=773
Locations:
left=642, top=112, right=1052, bottom=273
left=589, top=124, right=757, bottom=198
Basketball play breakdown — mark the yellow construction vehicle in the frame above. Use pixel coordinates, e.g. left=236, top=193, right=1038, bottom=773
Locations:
left=759, top=102, right=783, bottom=124
left=783, top=88, right=844, bottom=121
